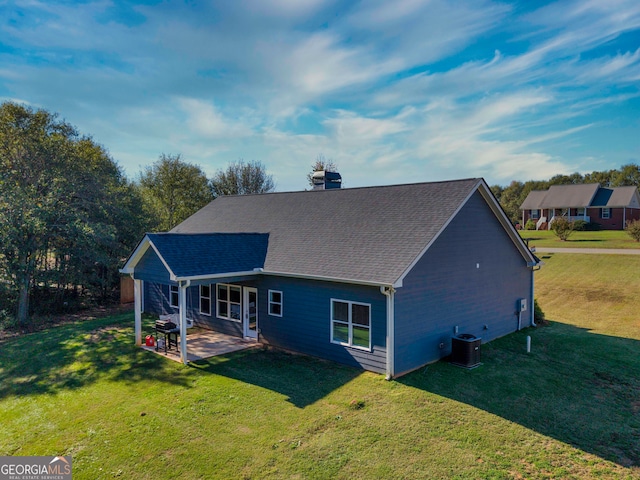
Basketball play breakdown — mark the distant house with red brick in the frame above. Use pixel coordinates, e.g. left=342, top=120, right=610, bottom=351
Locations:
left=520, top=183, right=640, bottom=230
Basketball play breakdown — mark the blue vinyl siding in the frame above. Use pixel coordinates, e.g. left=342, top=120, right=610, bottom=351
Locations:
left=134, top=248, right=171, bottom=283
left=256, top=277, right=387, bottom=374
left=143, top=281, right=177, bottom=315
left=394, top=190, right=533, bottom=375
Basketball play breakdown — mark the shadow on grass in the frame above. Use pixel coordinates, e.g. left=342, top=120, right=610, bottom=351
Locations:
left=0, top=313, right=192, bottom=399
left=0, top=314, right=362, bottom=409
left=189, top=347, right=362, bottom=408
left=399, top=322, right=640, bottom=468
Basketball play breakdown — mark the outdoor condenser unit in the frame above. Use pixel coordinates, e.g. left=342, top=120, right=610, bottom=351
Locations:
left=450, top=333, right=482, bottom=368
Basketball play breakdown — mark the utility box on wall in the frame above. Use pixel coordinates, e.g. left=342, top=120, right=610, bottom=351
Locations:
left=450, top=333, right=481, bottom=368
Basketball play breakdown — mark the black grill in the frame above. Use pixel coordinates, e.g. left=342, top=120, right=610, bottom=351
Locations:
left=155, top=320, right=179, bottom=353
left=155, top=320, right=177, bottom=332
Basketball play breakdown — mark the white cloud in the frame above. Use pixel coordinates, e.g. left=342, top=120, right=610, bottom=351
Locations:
left=175, top=97, right=255, bottom=139
left=1, top=0, right=639, bottom=189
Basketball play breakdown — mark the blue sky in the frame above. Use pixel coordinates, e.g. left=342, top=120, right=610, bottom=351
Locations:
left=1, top=0, right=639, bottom=191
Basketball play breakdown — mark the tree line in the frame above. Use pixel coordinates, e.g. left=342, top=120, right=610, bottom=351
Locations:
left=3, top=101, right=637, bottom=326
left=0, top=102, right=275, bottom=326
left=491, top=165, right=640, bottom=224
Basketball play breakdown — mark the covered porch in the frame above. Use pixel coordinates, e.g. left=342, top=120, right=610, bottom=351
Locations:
left=141, top=327, right=257, bottom=363
left=120, top=232, right=270, bottom=365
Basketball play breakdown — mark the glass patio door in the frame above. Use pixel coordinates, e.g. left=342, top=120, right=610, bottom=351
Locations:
left=243, top=287, right=258, bottom=339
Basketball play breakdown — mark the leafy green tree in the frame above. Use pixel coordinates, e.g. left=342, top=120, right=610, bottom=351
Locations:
left=0, top=102, right=147, bottom=324
left=548, top=172, right=584, bottom=185
left=610, top=163, right=640, bottom=187
left=495, top=180, right=525, bottom=224
left=210, top=159, right=275, bottom=196
left=139, top=154, right=214, bottom=231
left=583, top=169, right=615, bottom=186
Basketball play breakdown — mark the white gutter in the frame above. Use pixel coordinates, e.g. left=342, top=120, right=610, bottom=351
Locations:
left=380, top=286, right=395, bottom=380
left=174, top=270, right=261, bottom=282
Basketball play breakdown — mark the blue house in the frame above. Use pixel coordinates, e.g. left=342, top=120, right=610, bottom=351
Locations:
left=121, top=177, right=539, bottom=378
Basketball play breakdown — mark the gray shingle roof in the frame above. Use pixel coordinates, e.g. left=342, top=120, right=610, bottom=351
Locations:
left=520, top=183, right=640, bottom=210
left=147, top=233, right=269, bottom=278
left=170, top=178, right=483, bottom=285
left=541, top=184, right=599, bottom=208
left=519, top=190, right=547, bottom=210
left=591, top=186, right=640, bottom=207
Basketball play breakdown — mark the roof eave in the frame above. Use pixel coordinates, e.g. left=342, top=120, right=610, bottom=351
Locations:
left=119, top=234, right=178, bottom=280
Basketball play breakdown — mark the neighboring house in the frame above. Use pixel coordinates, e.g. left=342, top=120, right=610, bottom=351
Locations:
left=520, top=183, right=640, bottom=230
left=121, top=178, right=539, bottom=379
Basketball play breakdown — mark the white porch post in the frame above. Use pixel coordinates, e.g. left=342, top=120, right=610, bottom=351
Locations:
left=179, top=281, right=189, bottom=364
left=133, top=278, right=142, bottom=346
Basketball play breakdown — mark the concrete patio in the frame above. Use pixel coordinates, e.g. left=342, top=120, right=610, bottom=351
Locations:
left=142, top=329, right=257, bottom=363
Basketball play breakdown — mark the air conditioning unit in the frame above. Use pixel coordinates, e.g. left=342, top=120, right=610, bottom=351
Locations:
left=451, top=333, right=481, bottom=368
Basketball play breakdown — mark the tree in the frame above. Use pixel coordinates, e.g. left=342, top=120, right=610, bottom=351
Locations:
left=139, top=154, right=214, bottom=231
left=0, top=102, right=147, bottom=324
left=610, top=163, right=640, bottom=187
left=306, top=154, right=337, bottom=187
left=583, top=169, right=615, bottom=186
left=550, top=216, right=574, bottom=241
left=548, top=172, right=584, bottom=185
left=495, top=180, right=525, bottom=224
left=210, top=159, right=275, bottom=196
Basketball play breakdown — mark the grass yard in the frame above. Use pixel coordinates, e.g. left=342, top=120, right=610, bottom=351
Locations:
left=1, top=254, right=639, bottom=479
left=519, top=229, right=640, bottom=249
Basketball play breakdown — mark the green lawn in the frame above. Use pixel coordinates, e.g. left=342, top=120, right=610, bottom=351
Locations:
left=519, top=229, right=640, bottom=249
left=1, top=255, right=639, bottom=479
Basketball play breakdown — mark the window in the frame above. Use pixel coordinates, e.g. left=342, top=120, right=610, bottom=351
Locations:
left=602, top=208, right=611, bottom=219
left=331, top=299, right=371, bottom=350
left=217, top=284, right=241, bottom=321
left=200, top=284, right=211, bottom=316
left=169, top=285, right=179, bottom=308
left=576, top=208, right=586, bottom=216
left=268, top=290, right=283, bottom=317
left=531, top=209, right=539, bottom=220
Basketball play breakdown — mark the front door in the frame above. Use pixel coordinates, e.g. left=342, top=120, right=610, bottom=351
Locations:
left=243, top=287, right=258, bottom=339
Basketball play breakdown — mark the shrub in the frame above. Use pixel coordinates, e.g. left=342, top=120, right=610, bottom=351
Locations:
left=572, top=220, right=588, bottom=231
left=534, top=299, right=546, bottom=324
left=550, top=216, right=574, bottom=241
left=524, top=219, right=537, bottom=230
left=626, top=219, right=640, bottom=242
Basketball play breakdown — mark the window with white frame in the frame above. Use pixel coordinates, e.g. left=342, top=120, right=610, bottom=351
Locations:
left=268, top=290, right=283, bottom=317
left=200, top=284, right=211, bottom=316
left=531, top=209, right=539, bottom=220
left=576, top=208, right=586, bottom=216
left=169, top=285, right=179, bottom=308
left=602, top=208, right=611, bottom=219
left=217, top=284, right=241, bottom=321
left=331, top=299, right=371, bottom=350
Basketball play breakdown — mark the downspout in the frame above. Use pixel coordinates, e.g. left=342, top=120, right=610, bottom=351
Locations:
left=380, top=286, right=395, bottom=380
left=179, top=279, right=191, bottom=364
left=530, top=266, right=539, bottom=327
